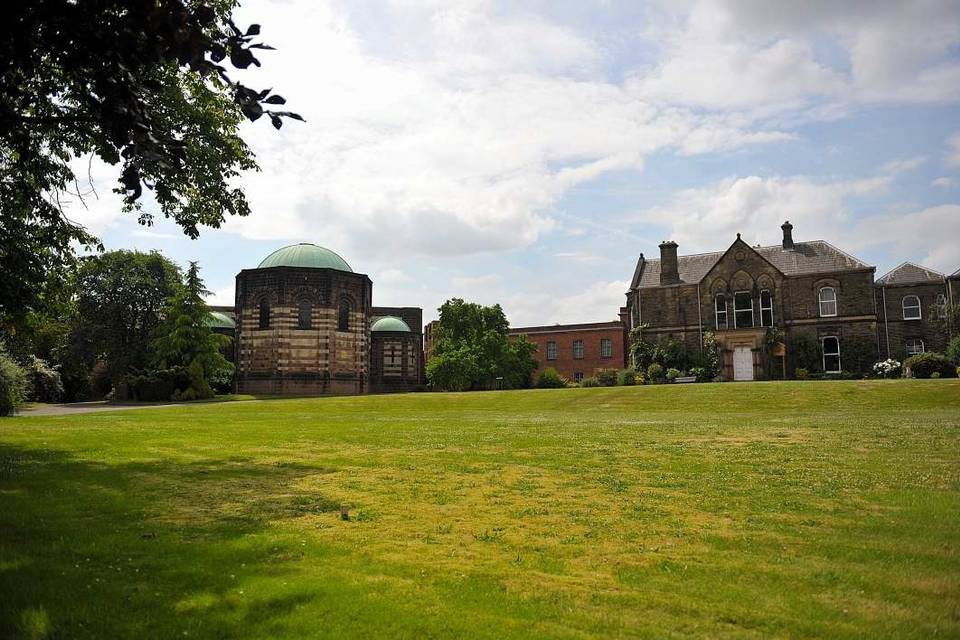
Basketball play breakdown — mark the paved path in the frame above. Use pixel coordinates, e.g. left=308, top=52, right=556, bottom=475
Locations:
left=17, top=400, right=248, bottom=417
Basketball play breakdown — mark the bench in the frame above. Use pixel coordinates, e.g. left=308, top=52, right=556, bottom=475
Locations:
left=674, top=376, right=697, bottom=384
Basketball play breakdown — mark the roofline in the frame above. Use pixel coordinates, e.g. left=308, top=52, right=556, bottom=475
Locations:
left=237, top=265, right=371, bottom=280
left=814, top=239, right=872, bottom=271
left=510, top=321, right=623, bottom=334
left=877, top=260, right=946, bottom=284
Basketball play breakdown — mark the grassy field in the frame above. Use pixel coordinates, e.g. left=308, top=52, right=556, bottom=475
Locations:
left=1, top=381, right=958, bottom=639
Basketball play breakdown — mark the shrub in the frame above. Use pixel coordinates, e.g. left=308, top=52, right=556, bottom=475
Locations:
left=646, top=363, right=663, bottom=382
left=616, top=369, right=637, bottom=386
left=795, top=367, right=809, bottom=380
left=24, top=356, right=63, bottom=403
left=872, top=359, right=901, bottom=379
left=595, top=369, right=618, bottom=387
left=947, top=336, right=960, bottom=365
left=689, top=366, right=708, bottom=382
left=210, top=363, right=235, bottom=395
left=932, top=372, right=941, bottom=379
left=537, top=367, right=566, bottom=389
left=581, top=377, right=600, bottom=388
left=0, top=344, right=28, bottom=416
left=665, top=368, right=681, bottom=382
left=904, top=352, right=956, bottom=379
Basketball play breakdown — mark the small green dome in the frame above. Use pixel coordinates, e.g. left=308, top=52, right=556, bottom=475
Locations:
left=371, top=316, right=411, bottom=332
left=257, top=243, right=353, bottom=272
left=205, top=311, right=236, bottom=329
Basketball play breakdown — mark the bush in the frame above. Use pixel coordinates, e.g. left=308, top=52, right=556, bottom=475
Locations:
left=795, top=367, right=809, bottom=380
left=24, top=356, right=63, bottom=403
left=872, top=359, right=901, bottom=379
left=0, top=344, right=28, bottom=416
left=536, top=367, right=566, bottom=389
left=646, top=363, right=663, bottom=383
left=581, top=377, right=600, bottom=388
left=947, top=336, right=960, bottom=365
left=595, top=369, right=617, bottom=387
left=616, top=369, right=637, bottom=386
left=210, top=363, right=235, bottom=395
left=931, top=372, right=941, bottom=379
left=689, top=366, right=709, bottom=382
left=665, top=368, right=681, bottom=382
left=904, top=352, right=956, bottom=379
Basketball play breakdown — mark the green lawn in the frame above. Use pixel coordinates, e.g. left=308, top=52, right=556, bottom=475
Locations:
left=1, top=381, right=958, bottom=639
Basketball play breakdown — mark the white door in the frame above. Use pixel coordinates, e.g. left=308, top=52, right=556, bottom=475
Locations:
left=733, top=347, right=754, bottom=381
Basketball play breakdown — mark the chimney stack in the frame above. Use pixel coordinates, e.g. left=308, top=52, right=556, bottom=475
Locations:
left=659, top=241, right=680, bottom=285
left=781, top=220, right=794, bottom=249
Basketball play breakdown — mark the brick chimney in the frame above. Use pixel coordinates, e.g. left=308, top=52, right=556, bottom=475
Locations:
left=659, top=240, right=680, bottom=285
left=781, top=220, right=794, bottom=249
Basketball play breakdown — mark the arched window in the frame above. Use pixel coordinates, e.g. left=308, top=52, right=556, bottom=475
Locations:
left=818, top=287, right=837, bottom=317
left=759, top=289, right=774, bottom=327
left=822, top=336, right=841, bottom=373
left=734, top=291, right=754, bottom=328
left=902, top=295, right=921, bottom=320
left=338, top=299, right=351, bottom=332
left=715, top=294, right=728, bottom=330
left=258, top=299, right=270, bottom=329
left=297, top=300, right=312, bottom=329
left=935, top=293, right=947, bottom=319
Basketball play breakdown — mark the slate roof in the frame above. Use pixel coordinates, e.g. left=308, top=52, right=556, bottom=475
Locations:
left=876, top=262, right=945, bottom=285
left=632, top=240, right=872, bottom=289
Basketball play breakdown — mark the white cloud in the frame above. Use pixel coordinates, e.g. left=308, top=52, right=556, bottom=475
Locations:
left=504, top=280, right=629, bottom=327
left=880, top=156, right=926, bottom=175
left=856, top=205, right=960, bottom=272
left=946, top=133, right=960, bottom=168
left=932, top=176, right=955, bottom=188
left=205, top=285, right=235, bottom=307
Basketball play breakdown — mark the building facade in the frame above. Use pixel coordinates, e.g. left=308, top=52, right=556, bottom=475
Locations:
left=508, top=321, right=627, bottom=383
left=624, top=222, right=958, bottom=380
left=229, top=243, right=424, bottom=396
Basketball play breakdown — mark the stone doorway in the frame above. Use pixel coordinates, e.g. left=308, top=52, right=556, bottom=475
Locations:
left=733, top=346, right=754, bottom=381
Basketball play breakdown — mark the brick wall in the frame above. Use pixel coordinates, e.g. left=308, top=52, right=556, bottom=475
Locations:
left=510, top=321, right=627, bottom=382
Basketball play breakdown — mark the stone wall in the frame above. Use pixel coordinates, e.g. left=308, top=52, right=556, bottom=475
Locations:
left=876, top=282, right=953, bottom=358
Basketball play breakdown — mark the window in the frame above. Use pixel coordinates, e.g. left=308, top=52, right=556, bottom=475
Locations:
left=905, top=338, right=925, bottom=356
left=297, top=301, right=312, bottom=329
left=715, top=294, right=728, bottom=330
left=734, top=291, right=754, bottom=328
left=574, top=372, right=584, bottom=383
left=258, top=300, right=270, bottom=329
left=338, top=299, right=351, bottom=331
left=935, top=294, right=947, bottom=319
left=822, top=336, right=841, bottom=373
left=902, top=295, right=921, bottom=320
left=573, top=340, right=584, bottom=359
left=600, top=338, right=612, bottom=358
left=818, top=287, right=837, bottom=317
left=759, top=290, right=774, bottom=327
left=546, top=341, right=557, bottom=360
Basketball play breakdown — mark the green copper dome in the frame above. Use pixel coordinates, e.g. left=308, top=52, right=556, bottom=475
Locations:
left=371, top=316, right=411, bottom=332
left=205, top=311, right=236, bottom=329
left=257, top=243, right=353, bottom=272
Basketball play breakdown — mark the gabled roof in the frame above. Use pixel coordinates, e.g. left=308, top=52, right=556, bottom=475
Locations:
left=876, top=262, right=945, bottom=285
left=633, top=240, right=872, bottom=289
left=951, top=267, right=960, bottom=278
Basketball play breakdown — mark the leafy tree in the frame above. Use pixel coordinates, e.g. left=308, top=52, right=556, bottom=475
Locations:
left=427, top=299, right=538, bottom=391
left=536, top=367, right=567, bottom=389
left=1, top=0, right=300, bottom=324
left=152, top=262, right=232, bottom=399
left=0, top=341, right=28, bottom=416
left=62, top=250, right=183, bottom=398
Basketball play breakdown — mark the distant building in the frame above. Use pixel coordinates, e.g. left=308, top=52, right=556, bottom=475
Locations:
left=217, top=243, right=424, bottom=396
left=508, top=321, right=627, bottom=383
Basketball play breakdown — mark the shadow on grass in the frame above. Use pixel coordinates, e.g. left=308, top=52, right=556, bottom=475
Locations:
left=0, top=446, right=343, bottom=639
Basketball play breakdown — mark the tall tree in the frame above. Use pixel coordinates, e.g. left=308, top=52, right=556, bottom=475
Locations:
left=426, top=298, right=538, bottom=391
left=152, top=261, right=231, bottom=399
left=0, top=0, right=300, bottom=325
left=62, top=250, right=183, bottom=397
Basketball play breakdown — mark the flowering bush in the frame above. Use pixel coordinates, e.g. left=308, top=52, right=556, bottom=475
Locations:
left=872, top=359, right=902, bottom=379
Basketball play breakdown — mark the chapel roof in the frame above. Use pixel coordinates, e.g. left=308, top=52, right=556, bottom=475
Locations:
left=257, top=243, right=353, bottom=272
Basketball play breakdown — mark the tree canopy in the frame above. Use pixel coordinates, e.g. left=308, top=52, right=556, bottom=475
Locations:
left=0, top=0, right=299, bottom=325
left=426, top=299, right=538, bottom=391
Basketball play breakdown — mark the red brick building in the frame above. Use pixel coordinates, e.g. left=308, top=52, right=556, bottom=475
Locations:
left=509, top=321, right=628, bottom=383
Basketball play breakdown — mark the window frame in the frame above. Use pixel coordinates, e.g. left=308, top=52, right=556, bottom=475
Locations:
left=818, top=287, right=838, bottom=318
left=297, top=300, right=312, bottom=330
left=715, top=294, right=728, bottom=330
left=573, top=372, right=584, bottom=383
left=905, top=338, right=925, bottom=356
left=258, top=300, right=271, bottom=329
left=759, top=289, right=774, bottom=327
left=902, top=295, right=922, bottom=320
left=572, top=339, right=584, bottom=360
left=733, top=291, right=754, bottom=329
left=935, top=294, right=947, bottom=319
left=821, top=335, right=841, bottom=373
left=546, top=341, right=558, bottom=361
left=600, top=338, right=612, bottom=359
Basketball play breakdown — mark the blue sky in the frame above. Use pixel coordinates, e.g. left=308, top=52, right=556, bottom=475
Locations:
left=68, top=0, right=960, bottom=326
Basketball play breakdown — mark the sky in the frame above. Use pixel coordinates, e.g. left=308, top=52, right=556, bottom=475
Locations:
left=66, top=0, right=960, bottom=326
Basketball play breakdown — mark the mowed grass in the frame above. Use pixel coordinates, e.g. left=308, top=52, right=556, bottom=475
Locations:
left=1, top=381, right=959, bottom=639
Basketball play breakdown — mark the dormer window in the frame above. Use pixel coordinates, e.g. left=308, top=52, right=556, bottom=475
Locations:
left=902, top=295, right=921, bottom=320
left=818, top=287, right=837, bottom=317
